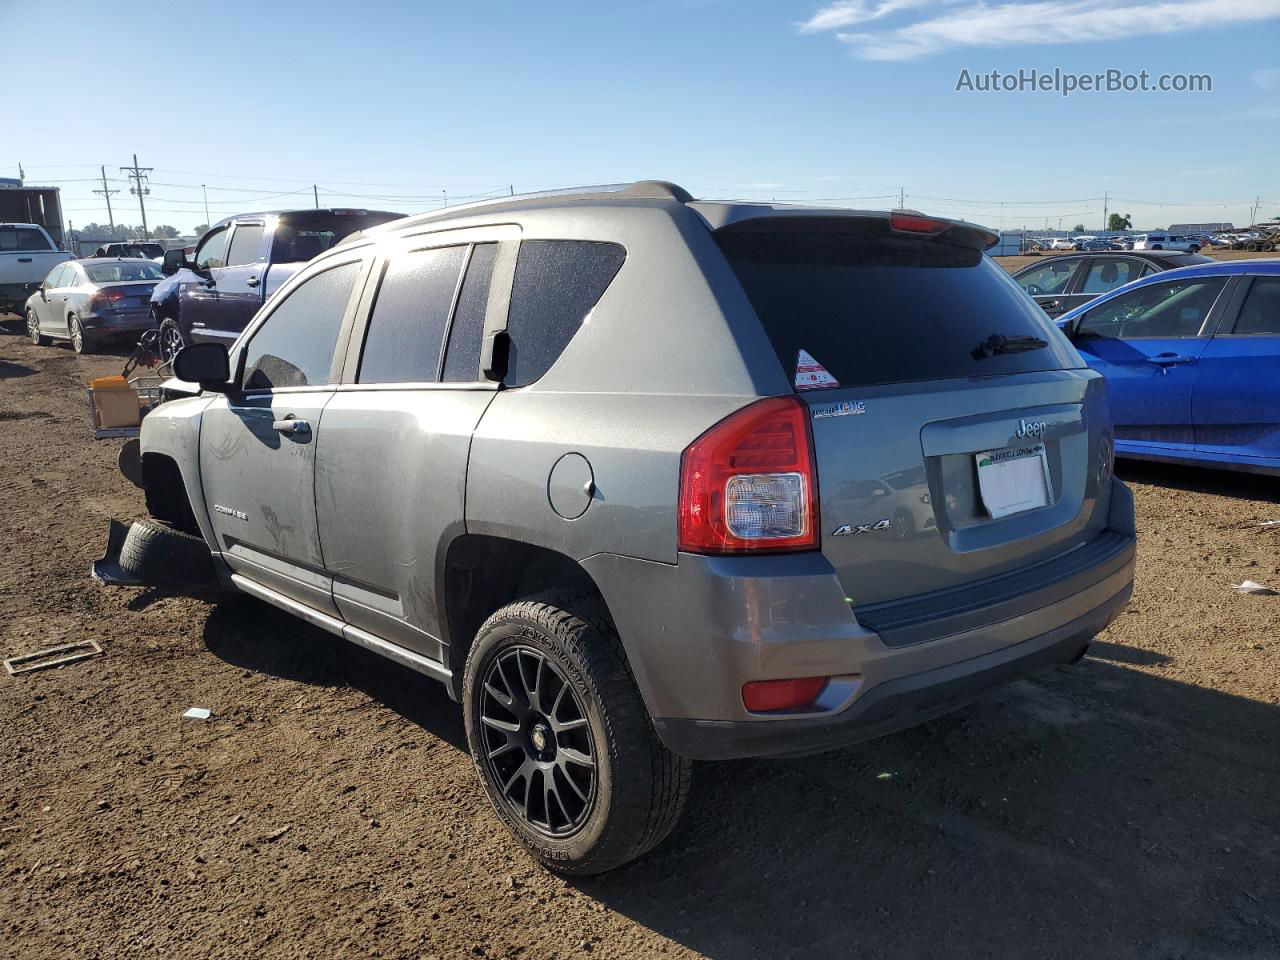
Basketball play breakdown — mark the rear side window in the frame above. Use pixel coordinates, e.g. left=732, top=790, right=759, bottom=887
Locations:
left=1079, top=258, right=1142, bottom=295
left=226, top=223, right=266, bottom=266
left=358, top=246, right=466, bottom=384
left=504, top=240, right=625, bottom=387
left=242, top=261, right=360, bottom=390
left=442, top=243, right=497, bottom=382
left=44, top=264, right=70, bottom=287
left=717, top=225, right=1078, bottom=390
left=1229, top=278, right=1280, bottom=336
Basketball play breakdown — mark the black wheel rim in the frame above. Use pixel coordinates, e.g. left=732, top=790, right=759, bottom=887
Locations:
left=161, top=324, right=183, bottom=362
left=27, top=311, right=39, bottom=343
left=70, top=318, right=83, bottom=352
left=478, top=645, right=597, bottom=837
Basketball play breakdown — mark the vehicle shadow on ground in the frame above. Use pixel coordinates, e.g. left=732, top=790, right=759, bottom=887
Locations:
left=1119, top=459, right=1280, bottom=504
left=199, top=597, right=1280, bottom=959
left=0, top=359, right=36, bottom=379
left=200, top=598, right=467, bottom=752
left=577, top=655, right=1280, bottom=960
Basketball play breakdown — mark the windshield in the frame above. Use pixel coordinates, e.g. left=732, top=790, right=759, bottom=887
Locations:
left=0, top=227, right=53, bottom=251
left=85, top=261, right=165, bottom=283
left=716, top=223, right=1081, bottom=390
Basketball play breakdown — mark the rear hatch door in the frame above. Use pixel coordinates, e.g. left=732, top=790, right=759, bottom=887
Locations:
left=715, top=216, right=1113, bottom=615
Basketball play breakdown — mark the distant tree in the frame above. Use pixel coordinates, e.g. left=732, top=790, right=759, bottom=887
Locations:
left=191, top=224, right=210, bottom=238
left=1072, top=223, right=1086, bottom=233
left=1107, top=213, right=1133, bottom=231
left=151, top=224, right=179, bottom=239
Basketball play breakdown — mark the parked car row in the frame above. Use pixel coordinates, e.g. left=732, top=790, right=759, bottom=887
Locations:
left=1011, top=250, right=1214, bottom=317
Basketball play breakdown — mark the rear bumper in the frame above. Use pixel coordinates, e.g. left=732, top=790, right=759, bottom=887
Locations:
left=654, top=581, right=1129, bottom=760
left=584, top=477, right=1136, bottom=761
left=82, top=311, right=153, bottom=334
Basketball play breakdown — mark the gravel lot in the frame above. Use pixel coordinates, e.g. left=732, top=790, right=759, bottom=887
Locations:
left=1, top=278, right=1278, bottom=959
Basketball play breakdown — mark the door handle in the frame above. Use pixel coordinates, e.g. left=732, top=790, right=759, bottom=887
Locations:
left=1146, top=354, right=1196, bottom=365
left=245, top=276, right=259, bottom=288
left=1041, top=300, right=1060, bottom=310
left=272, top=418, right=310, bottom=436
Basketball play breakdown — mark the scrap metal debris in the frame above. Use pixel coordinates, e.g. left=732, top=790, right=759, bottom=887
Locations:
left=4, top=640, right=103, bottom=676
left=182, top=707, right=212, bottom=720
left=1232, top=580, right=1278, bottom=596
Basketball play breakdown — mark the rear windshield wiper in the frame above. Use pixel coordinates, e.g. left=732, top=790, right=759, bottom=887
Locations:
left=972, top=334, right=1048, bottom=360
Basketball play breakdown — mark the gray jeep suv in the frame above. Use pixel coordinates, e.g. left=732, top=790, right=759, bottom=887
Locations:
left=94, top=181, right=1136, bottom=875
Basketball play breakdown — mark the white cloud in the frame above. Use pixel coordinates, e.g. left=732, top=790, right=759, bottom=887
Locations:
left=796, top=0, right=939, bottom=33
left=1255, top=67, right=1280, bottom=89
left=798, top=0, right=1280, bottom=61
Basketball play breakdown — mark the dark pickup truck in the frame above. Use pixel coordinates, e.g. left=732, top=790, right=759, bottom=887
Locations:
left=151, top=208, right=403, bottom=360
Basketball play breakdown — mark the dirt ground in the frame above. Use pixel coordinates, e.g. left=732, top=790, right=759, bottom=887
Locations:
left=2, top=301, right=1279, bottom=960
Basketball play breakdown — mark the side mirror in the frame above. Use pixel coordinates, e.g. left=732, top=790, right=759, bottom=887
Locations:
left=172, top=342, right=231, bottom=393
left=162, top=249, right=188, bottom=276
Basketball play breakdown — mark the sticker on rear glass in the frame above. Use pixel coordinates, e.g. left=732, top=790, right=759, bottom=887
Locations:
left=795, top=349, right=840, bottom=392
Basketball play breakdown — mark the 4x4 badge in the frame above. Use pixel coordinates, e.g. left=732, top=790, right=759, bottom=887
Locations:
left=833, top=519, right=891, bottom=536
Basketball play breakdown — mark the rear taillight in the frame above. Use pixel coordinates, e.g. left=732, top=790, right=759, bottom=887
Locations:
left=889, top=212, right=949, bottom=235
left=678, top=396, right=818, bottom=554
left=91, top=290, right=126, bottom=309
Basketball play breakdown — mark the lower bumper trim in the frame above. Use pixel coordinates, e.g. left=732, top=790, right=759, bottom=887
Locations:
left=653, top=581, right=1132, bottom=761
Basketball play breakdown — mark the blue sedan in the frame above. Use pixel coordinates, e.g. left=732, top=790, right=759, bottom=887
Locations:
left=1055, top=259, right=1280, bottom=475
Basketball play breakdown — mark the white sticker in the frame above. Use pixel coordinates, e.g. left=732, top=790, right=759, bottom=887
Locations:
left=795, top=349, right=840, bottom=391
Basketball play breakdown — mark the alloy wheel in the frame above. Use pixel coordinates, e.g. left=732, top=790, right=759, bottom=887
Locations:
left=26, top=311, right=40, bottom=345
left=160, top=322, right=184, bottom=363
left=478, top=645, right=597, bottom=837
left=70, top=317, right=84, bottom=353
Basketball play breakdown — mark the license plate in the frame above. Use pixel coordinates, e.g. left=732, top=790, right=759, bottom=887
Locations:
left=975, top=443, right=1052, bottom=519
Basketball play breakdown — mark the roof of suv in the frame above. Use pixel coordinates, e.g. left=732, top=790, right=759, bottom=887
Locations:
left=349, top=180, right=999, bottom=247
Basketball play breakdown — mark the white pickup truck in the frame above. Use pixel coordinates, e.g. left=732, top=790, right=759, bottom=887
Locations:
left=0, top=224, right=72, bottom=317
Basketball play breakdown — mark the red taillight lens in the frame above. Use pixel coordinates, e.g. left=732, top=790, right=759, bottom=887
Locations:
left=678, top=396, right=818, bottom=554
left=92, top=290, right=126, bottom=308
left=742, top=677, right=828, bottom=713
left=889, top=212, right=949, bottom=235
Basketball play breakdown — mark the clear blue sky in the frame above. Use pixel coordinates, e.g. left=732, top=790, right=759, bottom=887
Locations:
left=4, top=0, right=1278, bottom=235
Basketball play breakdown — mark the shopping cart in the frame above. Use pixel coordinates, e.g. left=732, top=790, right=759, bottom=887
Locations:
left=85, top=329, right=173, bottom=440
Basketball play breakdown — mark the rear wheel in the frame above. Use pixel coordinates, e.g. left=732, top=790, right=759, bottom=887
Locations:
left=158, top=318, right=186, bottom=363
left=463, top=592, right=691, bottom=876
left=68, top=314, right=94, bottom=355
left=26, top=309, right=49, bottom=346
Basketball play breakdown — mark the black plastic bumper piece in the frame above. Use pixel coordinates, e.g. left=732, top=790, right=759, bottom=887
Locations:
left=653, top=581, right=1132, bottom=761
left=90, top=519, right=146, bottom=587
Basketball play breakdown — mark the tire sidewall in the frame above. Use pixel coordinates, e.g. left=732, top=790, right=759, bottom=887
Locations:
left=463, top=612, right=617, bottom=870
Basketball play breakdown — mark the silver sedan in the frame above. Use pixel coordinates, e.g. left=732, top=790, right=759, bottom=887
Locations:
left=25, top=257, right=165, bottom=354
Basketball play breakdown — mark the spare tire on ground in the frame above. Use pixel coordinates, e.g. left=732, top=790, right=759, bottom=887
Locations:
left=117, top=517, right=216, bottom=588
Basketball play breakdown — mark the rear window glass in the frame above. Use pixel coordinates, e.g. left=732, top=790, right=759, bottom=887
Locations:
left=85, top=261, right=164, bottom=282
left=716, top=224, right=1079, bottom=390
left=272, top=213, right=401, bottom=263
left=0, top=227, right=53, bottom=251
left=504, top=240, right=625, bottom=387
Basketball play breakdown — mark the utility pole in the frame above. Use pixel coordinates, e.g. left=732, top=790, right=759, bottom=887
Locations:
left=1249, top=195, right=1262, bottom=227
left=202, top=184, right=210, bottom=225
left=1101, top=191, right=1109, bottom=232
left=313, top=184, right=319, bottom=209
left=120, top=154, right=152, bottom=238
left=92, top=164, right=119, bottom=230
left=897, top=187, right=905, bottom=209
